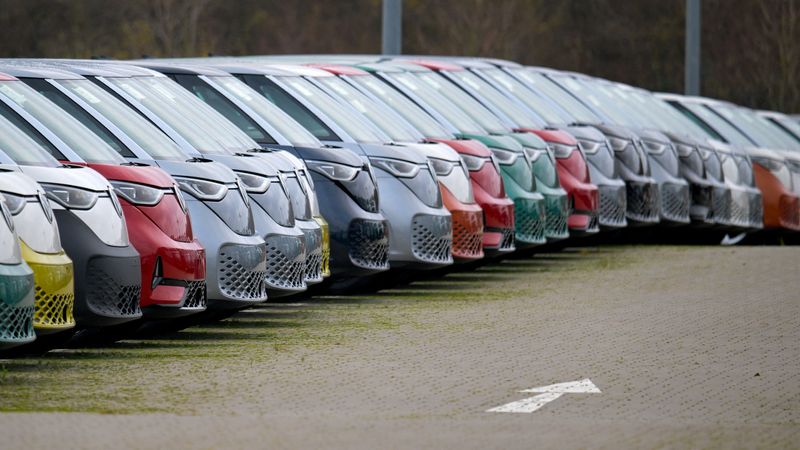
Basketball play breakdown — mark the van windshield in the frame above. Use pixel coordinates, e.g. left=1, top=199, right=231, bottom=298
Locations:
left=316, top=75, right=422, bottom=143
left=57, top=79, right=189, bottom=161
left=0, top=112, right=60, bottom=167
left=212, top=76, right=322, bottom=148
left=350, top=74, right=452, bottom=139
left=0, top=80, right=125, bottom=164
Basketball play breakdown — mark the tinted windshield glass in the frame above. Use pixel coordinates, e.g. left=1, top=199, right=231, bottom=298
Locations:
left=624, top=89, right=712, bottom=138
left=565, top=77, right=641, bottom=127
left=351, top=74, right=451, bottom=139
left=0, top=112, right=60, bottom=166
left=0, top=80, right=124, bottom=164
left=384, top=71, right=485, bottom=135
left=765, top=116, right=800, bottom=146
left=448, top=70, right=543, bottom=128
left=510, top=68, right=599, bottom=123
left=173, top=74, right=275, bottom=145
left=108, top=76, right=257, bottom=154
left=278, top=76, right=385, bottom=144
left=212, top=76, right=321, bottom=148
left=482, top=68, right=570, bottom=124
left=416, top=72, right=509, bottom=134
left=316, top=76, right=421, bottom=142
left=60, top=79, right=188, bottom=161
left=713, top=105, right=800, bottom=151
left=674, top=102, right=754, bottom=147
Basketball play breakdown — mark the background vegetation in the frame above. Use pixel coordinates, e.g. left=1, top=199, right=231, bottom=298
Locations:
left=0, top=0, right=797, bottom=112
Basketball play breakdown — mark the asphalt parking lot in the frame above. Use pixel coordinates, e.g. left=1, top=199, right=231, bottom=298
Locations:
left=1, top=245, right=798, bottom=449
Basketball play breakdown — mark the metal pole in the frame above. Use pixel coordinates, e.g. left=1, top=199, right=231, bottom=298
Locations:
left=382, top=0, right=402, bottom=55
left=685, top=0, right=701, bottom=95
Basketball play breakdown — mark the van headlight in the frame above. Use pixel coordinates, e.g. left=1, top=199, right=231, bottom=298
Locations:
left=549, top=143, right=575, bottom=158
left=235, top=171, right=271, bottom=194
left=306, top=160, right=360, bottom=181
left=578, top=140, right=604, bottom=154
left=111, top=181, right=165, bottom=206
left=174, top=177, right=229, bottom=201
left=643, top=140, right=669, bottom=154
left=489, top=148, right=519, bottom=165
left=460, top=154, right=488, bottom=171
left=41, top=184, right=99, bottom=210
left=675, top=143, right=696, bottom=157
left=1, top=193, right=27, bottom=215
left=369, top=157, right=422, bottom=178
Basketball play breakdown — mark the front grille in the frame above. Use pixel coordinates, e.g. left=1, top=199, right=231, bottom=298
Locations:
left=544, top=193, right=569, bottom=239
left=0, top=301, right=34, bottom=343
left=587, top=213, right=600, bottom=233
left=348, top=219, right=390, bottom=270
left=626, top=182, right=660, bottom=223
left=598, top=185, right=627, bottom=227
left=86, top=262, right=142, bottom=319
left=660, top=183, right=690, bottom=223
left=779, top=195, right=800, bottom=230
left=218, top=244, right=268, bottom=301
left=712, top=187, right=732, bottom=225
left=690, top=184, right=713, bottom=222
left=33, top=285, right=74, bottom=329
left=264, top=235, right=306, bottom=291
left=749, top=191, right=763, bottom=228
left=302, top=227, right=324, bottom=283
left=499, top=228, right=515, bottom=251
left=181, top=280, right=206, bottom=310
left=411, top=215, right=453, bottom=264
left=729, top=190, right=749, bottom=228
left=513, top=198, right=546, bottom=245
left=451, top=210, right=483, bottom=259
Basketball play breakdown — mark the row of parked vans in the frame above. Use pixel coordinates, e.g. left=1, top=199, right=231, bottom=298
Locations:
left=0, top=55, right=798, bottom=352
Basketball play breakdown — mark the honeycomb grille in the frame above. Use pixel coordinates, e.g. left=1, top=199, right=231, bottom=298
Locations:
left=499, top=228, right=515, bottom=251
left=411, top=215, right=453, bottom=264
left=182, top=280, right=207, bottom=310
left=33, top=285, right=74, bottom=329
left=451, top=210, right=483, bottom=259
left=626, top=182, right=660, bottom=223
left=749, top=191, right=764, bottom=228
left=86, top=262, right=142, bottom=319
left=599, top=185, right=627, bottom=227
left=544, top=193, right=569, bottom=239
left=348, top=220, right=390, bottom=270
left=0, top=301, right=34, bottom=343
left=302, top=227, right=324, bottom=283
left=729, top=190, right=749, bottom=228
left=660, top=183, right=690, bottom=223
left=218, top=246, right=268, bottom=301
left=779, top=195, right=800, bottom=230
left=264, top=235, right=306, bottom=291
left=712, top=187, right=732, bottom=225
left=513, top=198, right=546, bottom=245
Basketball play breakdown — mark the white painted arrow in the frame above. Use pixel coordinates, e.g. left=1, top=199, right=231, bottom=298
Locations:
left=487, top=378, right=601, bottom=413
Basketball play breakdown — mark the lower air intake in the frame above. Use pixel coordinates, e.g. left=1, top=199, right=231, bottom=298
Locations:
left=661, top=183, right=691, bottom=223
left=626, top=182, right=660, bottom=223
left=513, top=198, right=546, bottom=245
left=0, top=301, right=34, bottom=343
left=264, top=235, right=306, bottom=291
left=217, top=243, right=268, bottom=302
left=302, top=227, right=324, bottom=283
left=411, top=215, right=453, bottom=264
left=451, top=210, right=484, bottom=259
left=86, top=262, right=142, bottom=319
left=348, top=219, right=390, bottom=270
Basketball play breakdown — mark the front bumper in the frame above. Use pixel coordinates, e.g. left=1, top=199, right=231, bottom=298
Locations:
left=250, top=200, right=306, bottom=298
left=659, top=182, right=691, bottom=225
left=747, top=189, right=764, bottom=230
left=187, top=199, right=268, bottom=308
left=625, top=180, right=661, bottom=225
left=313, top=216, right=331, bottom=279
left=556, top=153, right=600, bottom=234
left=55, top=211, right=142, bottom=328
left=0, top=261, right=35, bottom=348
left=498, top=171, right=547, bottom=246
left=20, top=242, right=74, bottom=334
left=470, top=173, right=515, bottom=255
left=298, top=218, right=325, bottom=285
left=310, top=178, right=389, bottom=277
left=585, top=156, right=627, bottom=229
left=442, top=187, right=483, bottom=262
left=121, top=203, right=207, bottom=319
left=377, top=175, right=453, bottom=269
